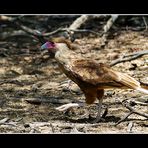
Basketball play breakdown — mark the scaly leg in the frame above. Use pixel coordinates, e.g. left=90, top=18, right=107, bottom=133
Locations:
left=91, top=98, right=103, bottom=123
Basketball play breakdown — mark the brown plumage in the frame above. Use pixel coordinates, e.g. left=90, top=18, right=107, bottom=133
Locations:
left=41, top=38, right=148, bottom=123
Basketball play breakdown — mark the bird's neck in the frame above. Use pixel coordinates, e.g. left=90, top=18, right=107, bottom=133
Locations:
left=54, top=43, right=76, bottom=66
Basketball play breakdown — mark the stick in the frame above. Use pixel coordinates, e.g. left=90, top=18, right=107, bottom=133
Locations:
left=103, top=15, right=118, bottom=34
left=115, top=112, right=133, bottom=126
left=68, top=15, right=90, bottom=31
left=127, top=121, right=133, bottom=133
left=0, top=15, right=100, bottom=43
left=130, top=100, right=148, bottom=106
left=0, top=118, right=9, bottom=124
left=110, top=50, right=148, bottom=66
left=115, top=100, right=148, bottom=125
left=99, top=15, right=118, bottom=47
left=142, top=16, right=148, bottom=31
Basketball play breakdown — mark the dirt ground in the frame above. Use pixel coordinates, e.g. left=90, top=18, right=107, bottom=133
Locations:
left=0, top=15, right=147, bottom=133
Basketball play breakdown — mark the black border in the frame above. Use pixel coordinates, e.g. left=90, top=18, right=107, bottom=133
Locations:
left=0, top=134, right=147, bottom=147
left=0, top=0, right=147, bottom=14
left=0, top=0, right=147, bottom=146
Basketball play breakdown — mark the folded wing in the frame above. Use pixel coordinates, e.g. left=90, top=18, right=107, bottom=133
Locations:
left=71, top=59, right=141, bottom=90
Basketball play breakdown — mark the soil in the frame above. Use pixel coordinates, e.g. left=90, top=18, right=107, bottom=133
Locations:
left=0, top=15, right=147, bottom=133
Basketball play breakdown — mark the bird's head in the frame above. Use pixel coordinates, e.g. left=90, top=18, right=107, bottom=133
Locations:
left=41, top=41, right=56, bottom=52
left=41, top=37, right=70, bottom=53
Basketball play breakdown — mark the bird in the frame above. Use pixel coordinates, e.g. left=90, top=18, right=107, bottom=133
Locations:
left=41, top=37, right=148, bottom=123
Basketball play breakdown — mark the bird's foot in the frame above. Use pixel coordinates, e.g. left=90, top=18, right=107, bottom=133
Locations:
left=55, top=102, right=84, bottom=111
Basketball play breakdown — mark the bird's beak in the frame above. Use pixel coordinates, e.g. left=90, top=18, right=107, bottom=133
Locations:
left=41, top=42, right=48, bottom=50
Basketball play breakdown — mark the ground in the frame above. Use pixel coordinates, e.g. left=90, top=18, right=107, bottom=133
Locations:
left=0, top=15, right=147, bottom=133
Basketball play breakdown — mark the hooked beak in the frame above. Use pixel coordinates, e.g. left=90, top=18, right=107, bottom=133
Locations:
left=41, top=42, right=48, bottom=50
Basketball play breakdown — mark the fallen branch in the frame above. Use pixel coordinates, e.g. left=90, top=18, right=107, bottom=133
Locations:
left=123, top=102, right=148, bottom=118
left=142, top=16, right=148, bottom=31
left=103, top=15, right=118, bottom=34
left=130, top=100, right=148, bottom=106
left=127, top=121, right=134, bottom=133
left=115, top=112, right=133, bottom=126
left=0, top=15, right=100, bottom=43
left=0, top=118, right=9, bottom=125
left=64, top=15, right=99, bottom=40
left=69, top=15, right=90, bottom=31
left=115, top=100, right=148, bottom=125
left=110, top=50, right=148, bottom=66
left=100, top=15, right=118, bottom=45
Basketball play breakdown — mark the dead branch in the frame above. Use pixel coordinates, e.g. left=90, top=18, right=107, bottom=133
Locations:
left=130, top=100, right=148, bottom=106
left=110, top=50, right=148, bottom=66
left=127, top=121, right=133, bottom=133
left=68, top=15, right=91, bottom=31
left=101, top=15, right=118, bottom=42
left=0, top=15, right=100, bottom=43
left=115, top=100, right=148, bottom=125
left=123, top=102, right=148, bottom=118
left=0, top=15, right=46, bottom=43
left=64, top=15, right=99, bottom=40
left=142, top=16, right=148, bottom=31
left=103, top=15, right=118, bottom=34
left=0, top=118, right=9, bottom=124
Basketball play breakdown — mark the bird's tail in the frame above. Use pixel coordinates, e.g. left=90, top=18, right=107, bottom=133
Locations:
left=116, top=72, right=148, bottom=94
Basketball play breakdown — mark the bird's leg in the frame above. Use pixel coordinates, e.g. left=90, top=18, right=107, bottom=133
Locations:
left=91, top=98, right=104, bottom=123
left=55, top=102, right=85, bottom=111
left=101, top=104, right=108, bottom=118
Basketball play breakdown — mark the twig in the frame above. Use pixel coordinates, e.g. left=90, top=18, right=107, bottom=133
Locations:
left=115, top=100, right=148, bottom=126
left=130, top=100, right=148, bottom=106
left=0, top=15, right=46, bottom=43
left=69, top=29, right=100, bottom=35
left=127, top=121, right=134, bottom=133
left=101, top=15, right=118, bottom=36
left=50, top=123, right=55, bottom=133
left=68, top=15, right=90, bottom=31
left=124, top=102, right=148, bottom=118
left=115, top=112, right=133, bottom=126
left=124, top=50, right=148, bottom=57
left=102, top=15, right=118, bottom=34
left=110, top=50, right=148, bottom=66
left=0, top=15, right=100, bottom=43
left=0, top=118, right=9, bottom=124
left=65, top=15, right=101, bottom=40
left=99, top=15, right=118, bottom=48
left=142, top=16, right=148, bottom=31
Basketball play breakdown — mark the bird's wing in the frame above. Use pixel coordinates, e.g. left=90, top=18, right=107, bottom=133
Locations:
left=71, top=59, right=140, bottom=89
